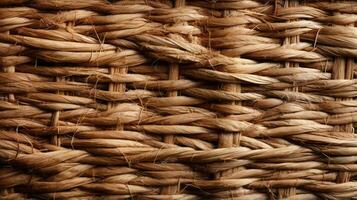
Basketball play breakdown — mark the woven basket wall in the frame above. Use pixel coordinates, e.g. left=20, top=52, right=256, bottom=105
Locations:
left=0, top=0, right=356, bottom=199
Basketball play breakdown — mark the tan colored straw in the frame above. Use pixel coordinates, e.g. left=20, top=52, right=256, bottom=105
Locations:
left=0, top=0, right=356, bottom=199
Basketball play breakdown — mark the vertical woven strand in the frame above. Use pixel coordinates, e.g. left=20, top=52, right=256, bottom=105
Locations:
left=277, top=0, right=299, bottom=198
left=332, top=7, right=354, bottom=184
left=218, top=9, right=241, bottom=158
left=160, top=0, right=185, bottom=195
left=109, top=66, right=127, bottom=130
left=163, top=62, right=179, bottom=144
left=49, top=23, right=74, bottom=147
left=49, top=77, right=62, bottom=146
left=215, top=9, right=242, bottom=198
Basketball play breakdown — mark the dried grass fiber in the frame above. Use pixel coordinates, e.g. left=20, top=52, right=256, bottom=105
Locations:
left=0, top=0, right=357, bottom=199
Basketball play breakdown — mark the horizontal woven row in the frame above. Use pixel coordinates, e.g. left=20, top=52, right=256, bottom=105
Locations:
left=0, top=0, right=357, bottom=199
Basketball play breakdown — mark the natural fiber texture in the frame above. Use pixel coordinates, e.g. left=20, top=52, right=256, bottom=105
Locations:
left=0, top=0, right=356, bottom=199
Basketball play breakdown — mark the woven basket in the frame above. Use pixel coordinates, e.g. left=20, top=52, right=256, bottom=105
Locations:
left=1, top=0, right=356, bottom=199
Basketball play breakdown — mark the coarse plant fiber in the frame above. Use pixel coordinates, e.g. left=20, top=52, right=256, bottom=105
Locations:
left=0, top=0, right=356, bottom=199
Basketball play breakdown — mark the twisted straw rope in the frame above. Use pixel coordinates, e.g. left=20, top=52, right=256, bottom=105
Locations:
left=0, top=0, right=356, bottom=199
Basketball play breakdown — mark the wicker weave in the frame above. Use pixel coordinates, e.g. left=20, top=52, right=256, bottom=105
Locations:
left=0, top=0, right=356, bottom=199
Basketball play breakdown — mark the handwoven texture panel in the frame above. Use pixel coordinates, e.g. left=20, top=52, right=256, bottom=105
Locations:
left=0, top=0, right=357, bottom=199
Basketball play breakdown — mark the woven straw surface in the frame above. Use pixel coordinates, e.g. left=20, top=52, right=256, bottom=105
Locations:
left=0, top=0, right=357, bottom=199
